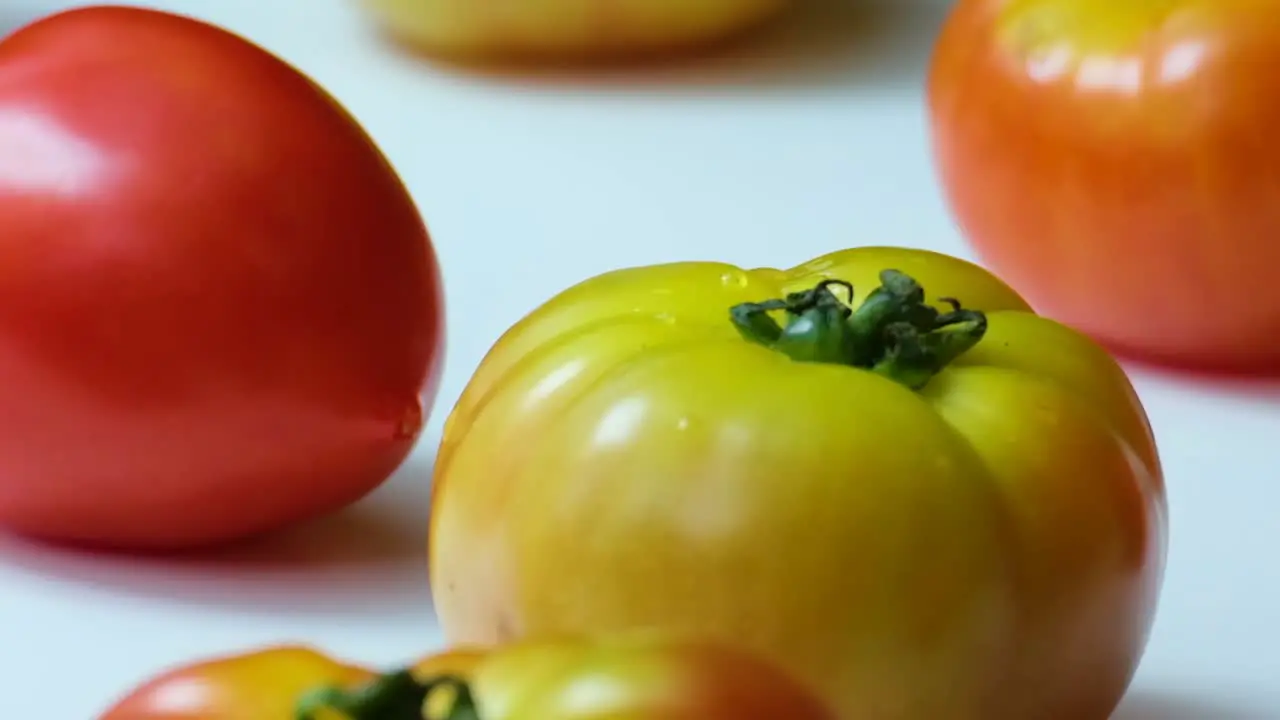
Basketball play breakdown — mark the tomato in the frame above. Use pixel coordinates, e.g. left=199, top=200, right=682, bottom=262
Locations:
left=0, top=7, right=442, bottom=549
left=927, top=0, right=1280, bottom=374
left=355, top=0, right=790, bottom=63
left=429, top=246, right=1167, bottom=720
left=98, top=634, right=836, bottom=720
left=98, top=646, right=377, bottom=720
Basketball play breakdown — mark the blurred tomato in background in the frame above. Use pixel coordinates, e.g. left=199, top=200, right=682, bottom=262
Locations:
left=0, top=6, right=443, bottom=550
left=355, top=0, right=792, bottom=63
left=928, top=0, right=1280, bottom=375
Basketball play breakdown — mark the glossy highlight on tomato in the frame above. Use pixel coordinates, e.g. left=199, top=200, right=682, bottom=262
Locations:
left=430, top=246, right=1167, bottom=720
left=928, top=0, right=1280, bottom=374
left=0, top=7, right=442, bottom=549
left=97, top=634, right=836, bottom=720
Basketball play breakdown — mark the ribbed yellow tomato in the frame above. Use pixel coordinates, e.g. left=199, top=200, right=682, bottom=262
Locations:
left=429, top=247, right=1167, bottom=720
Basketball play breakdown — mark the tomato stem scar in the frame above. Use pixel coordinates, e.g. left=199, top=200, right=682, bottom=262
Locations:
left=295, top=670, right=481, bottom=720
left=729, top=270, right=988, bottom=389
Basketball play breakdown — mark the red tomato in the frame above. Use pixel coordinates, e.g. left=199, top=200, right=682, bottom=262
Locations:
left=0, top=7, right=442, bottom=549
left=927, top=0, right=1280, bottom=374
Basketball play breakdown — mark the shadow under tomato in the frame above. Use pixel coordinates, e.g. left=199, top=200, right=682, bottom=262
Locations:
left=1124, top=358, right=1280, bottom=404
left=1107, top=338, right=1280, bottom=388
left=1112, top=689, right=1268, bottom=719
left=382, top=0, right=949, bottom=94
left=0, top=450, right=438, bottom=619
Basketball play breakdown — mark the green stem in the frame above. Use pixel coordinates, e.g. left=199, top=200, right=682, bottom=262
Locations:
left=729, top=270, right=988, bottom=390
left=295, top=672, right=480, bottom=720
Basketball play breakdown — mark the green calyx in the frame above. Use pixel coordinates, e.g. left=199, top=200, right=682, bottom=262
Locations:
left=295, top=671, right=481, bottom=720
left=729, top=269, right=988, bottom=390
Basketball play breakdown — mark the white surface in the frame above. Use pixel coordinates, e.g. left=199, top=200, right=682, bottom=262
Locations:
left=2, top=1, right=1277, bottom=717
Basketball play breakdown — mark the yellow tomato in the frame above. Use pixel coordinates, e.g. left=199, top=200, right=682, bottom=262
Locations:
left=429, top=247, right=1167, bottom=720
left=355, top=0, right=790, bottom=62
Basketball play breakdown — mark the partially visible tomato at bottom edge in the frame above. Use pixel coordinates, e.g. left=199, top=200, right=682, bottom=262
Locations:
left=97, top=634, right=837, bottom=720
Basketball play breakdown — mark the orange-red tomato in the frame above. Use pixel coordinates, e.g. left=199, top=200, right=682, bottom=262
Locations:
left=0, top=7, right=442, bottom=549
left=98, top=635, right=837, bottom=720
left=98, top=646, right=377, bottom=720
left=928, top=0, right=1280, bottom=374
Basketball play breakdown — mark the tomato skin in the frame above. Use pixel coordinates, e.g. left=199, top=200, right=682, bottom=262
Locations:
left=0, top=7, right=442, bottom=548
left=98, top=635, right=836, bottom=720
left=429, top=247, right=1167, bottom=720
left=927, top=0, right=1280, bottom=374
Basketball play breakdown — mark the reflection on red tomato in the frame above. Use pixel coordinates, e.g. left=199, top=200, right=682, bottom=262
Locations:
left=0, top=7, right=443, bottom=549
left=928, top=0, right=1280, bottom=374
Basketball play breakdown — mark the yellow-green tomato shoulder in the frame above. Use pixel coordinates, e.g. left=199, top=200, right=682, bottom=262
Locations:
left=952, top=309, right=1161, bottom=480
left=447, top=246, right=1033, bottom=436
left=445, top=262, right=765, bottom=425
left=776, top=246, right=1034, bottom=314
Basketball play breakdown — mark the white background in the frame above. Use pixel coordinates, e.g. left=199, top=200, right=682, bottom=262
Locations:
left=1, top=1, right=1277, bottom=717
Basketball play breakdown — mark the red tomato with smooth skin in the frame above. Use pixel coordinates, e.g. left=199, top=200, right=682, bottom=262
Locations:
left=928, top=0, right=1280, bottom=374
left=0, top=7, right=442, bottom=549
